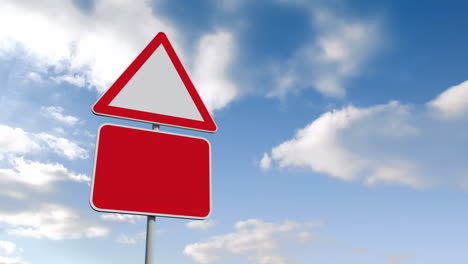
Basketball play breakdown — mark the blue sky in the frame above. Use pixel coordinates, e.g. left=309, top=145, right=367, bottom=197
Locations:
left=0, top=0, right=468, bottom=263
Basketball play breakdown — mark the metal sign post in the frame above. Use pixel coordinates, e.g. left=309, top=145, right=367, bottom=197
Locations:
left=145, top=124, right=159, bottom=264
left=145, top=215, right=156, bottom=264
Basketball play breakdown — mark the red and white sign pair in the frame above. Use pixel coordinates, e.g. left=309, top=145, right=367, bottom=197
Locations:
left=91, top=32, right=215, bottom=219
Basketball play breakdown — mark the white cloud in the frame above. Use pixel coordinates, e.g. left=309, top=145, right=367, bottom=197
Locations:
left=0, top=240, right=16, bottom=255
left=261, top=101, right=430, bottom=188
left=36, top=133, right=88, bottom=160
left=67, top=172, right=92, bottom=184
left=0, top=0, right=178, bottom=93
left=52, top=127, right=66, bottom=135
left=100, top=214, right=143, bottom=224
left=266, top=104, right=381, bottom=180
left=192, top=31, right=238, bottom=112
left=186, top=219, right=216, bottom=230
left=0, top=204, right=109, bottom=240
left=0, top=125, right=40, bottom=157
left=0, top=124, right=88, bottom=160
left=428, top=80, right=468, bottom=119
left=0, top=256, right=28, bottom=264
left=259, top=152, right=272, bottom=170
left=25, top=72, right=42, bottom=82
left=116, top=232, right=146, bottom=245
left=184, top=219, right=318, bottom=264
left=0, top=0, right=239, bottom=112
left=0, top=190, right=27, bottom=200
left=262, top=81, right=468, bottom=189
left=0, top=125, right=89, bottom=191
left=365, top=163, right=424, bottom=188
left=51, top=74, right=87, bottom=88
left=270, top=8, right=381, bottom=98
left=40, top=106, right=79, bottom=126
left=0, top=157, right=90, bottom=189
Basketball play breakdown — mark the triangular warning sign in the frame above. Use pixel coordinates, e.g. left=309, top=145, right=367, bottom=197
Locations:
left=92, top=32, right=217, bottom=133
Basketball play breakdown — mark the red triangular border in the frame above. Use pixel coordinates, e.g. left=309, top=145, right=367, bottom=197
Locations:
left=92, top=32, right=217, bottom=133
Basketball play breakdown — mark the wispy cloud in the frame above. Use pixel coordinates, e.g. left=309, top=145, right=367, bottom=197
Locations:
left=270, top=7, right=381, bottom=98
left=115, top=232, right=146, bottom=245
left=35, top=133, right=88, bottom=160
left=100, top=214, right=143, bottom=224
left=0, top=124, right=88, bottom=161
left=184, top=219, right=319, bottom=264
left=259, top=153, right=272, bottom=171
left=51, top=74, right=87, bottom=88
left=25, top=72, right=43, bottom=83
left=262, top=80, right=468, bottom=189
left=0, top=157, right=90, bottom=190
left=0, top=123, right=90, bottom=198
left=40, top=106, right=79, bottom=126
left=0, top=204, right=109, bottom=240
left=0, top=125, right=40, bottom=158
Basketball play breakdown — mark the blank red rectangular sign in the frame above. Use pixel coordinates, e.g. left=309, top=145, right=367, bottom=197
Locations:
left=90, top=124, right=211, bottom=219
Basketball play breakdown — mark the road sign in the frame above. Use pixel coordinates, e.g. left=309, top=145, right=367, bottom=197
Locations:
left=92, top=32, right=217, bottom=133
left=90, top=124, right=211, bottom=219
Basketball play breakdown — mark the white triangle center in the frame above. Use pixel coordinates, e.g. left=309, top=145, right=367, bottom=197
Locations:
left=109, top=46, right=203, bottom=121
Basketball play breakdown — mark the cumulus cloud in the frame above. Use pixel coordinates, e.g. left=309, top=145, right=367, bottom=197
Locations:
left=261, top=102, right=426, bottom=188
left=262, top=102, right=414, bottom=179
left=184, top=219, right=318, bottom=264
left=0, top=157, right=90, bottom=190
left=427, top=80, right=468, bottom=119
left=186, top=219, right=216, bottom=230
left=100, top=214, right=143, bottom=224
left=40, top=106, right=79, bottom=126
left=0, top=204, right=109, bottom=240
left=262, top=81, right=468, bottom=189
left=192, top=31, right=238, bottom=112
left=270, top=8, right=381, bottom=98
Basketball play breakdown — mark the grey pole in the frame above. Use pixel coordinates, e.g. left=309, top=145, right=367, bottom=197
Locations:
left=145, top=216, right=156, bottom=264
left=145, top=124, right=160, bottom=264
